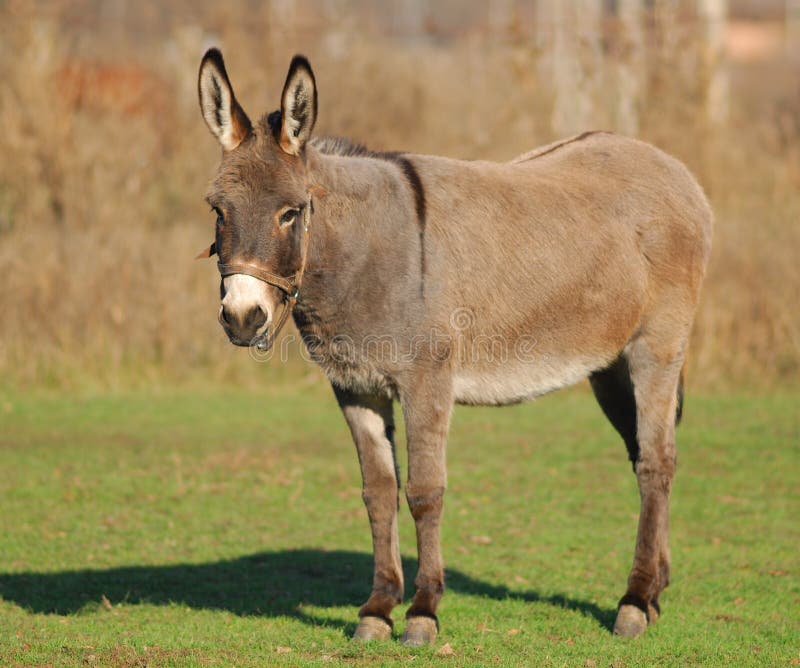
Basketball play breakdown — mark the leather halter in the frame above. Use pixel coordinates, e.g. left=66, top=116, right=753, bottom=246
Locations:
left=195, top=197, right=313, bottom=350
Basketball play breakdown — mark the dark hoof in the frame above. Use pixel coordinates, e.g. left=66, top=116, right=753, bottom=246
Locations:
left=401, top=616, right=438, bottom=646
left=352, top=615, right=392, bottom=641
left=613, top=604, right=648, bottom=638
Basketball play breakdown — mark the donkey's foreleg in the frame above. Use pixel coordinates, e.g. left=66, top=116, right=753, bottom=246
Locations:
left=615, top=336, right=683, bottom=638
left=334, top=387, right=403, bottom=641
left=400, top=374, right=452, bottom=646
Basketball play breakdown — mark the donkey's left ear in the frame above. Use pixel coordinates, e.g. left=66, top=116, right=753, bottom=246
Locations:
left=279, top=55, right=317, bottom=156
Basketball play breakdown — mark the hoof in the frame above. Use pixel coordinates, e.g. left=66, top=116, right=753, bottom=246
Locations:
left=647, top=600, right=660, bottom=625
left=402, top=616, right=438, bottom=647
left=613, top=604, right=648, bottom=638
left=352, top=615, right=393, bottom=641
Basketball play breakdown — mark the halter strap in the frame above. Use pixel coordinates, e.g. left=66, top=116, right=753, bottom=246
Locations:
left=216, top=263, right=297, bottom=297
left=196, top=197, right=313, bottom=350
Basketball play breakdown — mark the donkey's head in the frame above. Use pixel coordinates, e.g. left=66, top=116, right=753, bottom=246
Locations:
left=198, top=49, right=317, bottom=347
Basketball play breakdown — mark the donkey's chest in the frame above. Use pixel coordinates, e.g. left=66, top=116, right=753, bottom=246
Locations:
left=297, top=324, right=397, bottom=398
left=319, top=354, right=397, bottom=398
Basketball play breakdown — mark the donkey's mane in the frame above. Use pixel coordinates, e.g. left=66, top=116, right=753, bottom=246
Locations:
left=260, top=108, right=394, bottom=161
left=311, top=135, right=390, bottom=159
left=261, top=112, right=381, bottom=159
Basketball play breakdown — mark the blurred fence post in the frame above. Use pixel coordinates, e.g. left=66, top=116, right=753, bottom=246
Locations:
left=488, top=0, right=514, bottom=41
left=698, top=0, right=729, bottom=125
left=788, top=0, right=800, bottom=60
left=394, top=0, right=425, bottom=39
left=269, top=0, right=297, bottom=41
left=616, top=0, right=644, bottom=135
left=539, top=0, right=603, bottom=136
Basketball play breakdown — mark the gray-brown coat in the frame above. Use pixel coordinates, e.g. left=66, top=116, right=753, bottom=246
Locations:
left=197, top=50, right=712, bottom=645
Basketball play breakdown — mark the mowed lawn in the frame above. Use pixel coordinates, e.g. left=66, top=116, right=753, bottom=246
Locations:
left=0, top=382, right=797, bottom=667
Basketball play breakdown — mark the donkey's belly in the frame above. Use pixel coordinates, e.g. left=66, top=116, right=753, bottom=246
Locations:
left=452, top=351, right=610, bottom=406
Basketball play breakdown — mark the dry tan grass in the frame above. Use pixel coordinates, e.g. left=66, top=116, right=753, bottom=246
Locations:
left=0, top=1, right=797, bottom=391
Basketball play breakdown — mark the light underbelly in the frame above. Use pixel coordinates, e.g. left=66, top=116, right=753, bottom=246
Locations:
left=452, top=352, right=610, bottom=406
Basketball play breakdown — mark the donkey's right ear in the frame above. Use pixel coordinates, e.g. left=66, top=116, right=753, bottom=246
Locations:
left=278, top=55, right=317, bottom=156
left=198, top=48, right=252, bottom=151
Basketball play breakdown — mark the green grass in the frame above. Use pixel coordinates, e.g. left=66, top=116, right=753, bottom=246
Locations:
left=0, top=382, right=798, bottom=667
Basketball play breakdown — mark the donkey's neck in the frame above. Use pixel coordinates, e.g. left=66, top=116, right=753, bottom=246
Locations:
left=294, top=146, right=423, bottom=335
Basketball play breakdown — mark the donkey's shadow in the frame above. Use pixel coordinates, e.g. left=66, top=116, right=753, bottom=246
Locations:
left=0, top=549, right=615, bottom=632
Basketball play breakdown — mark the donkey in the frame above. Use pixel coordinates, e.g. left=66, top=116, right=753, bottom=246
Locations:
left=196, top=49, right=712, bottom=645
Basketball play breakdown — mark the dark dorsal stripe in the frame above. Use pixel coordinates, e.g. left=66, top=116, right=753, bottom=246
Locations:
left=395, top=156, right=427, bottom=295
left=519, top=130, right=606, bottom=162
left=395, top=157, right=426, bottom=233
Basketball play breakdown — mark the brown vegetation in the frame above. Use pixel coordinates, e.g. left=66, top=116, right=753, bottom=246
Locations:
left=0, top=1, right=797, bottom=391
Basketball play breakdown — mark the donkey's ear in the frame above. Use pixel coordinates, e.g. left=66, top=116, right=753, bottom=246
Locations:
left=198, top=48, right=252, bottom=152
left=279, top=55, right=317, bottom=156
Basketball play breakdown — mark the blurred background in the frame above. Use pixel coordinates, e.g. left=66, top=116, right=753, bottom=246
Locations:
left=0, top=0, right=797, bottom=393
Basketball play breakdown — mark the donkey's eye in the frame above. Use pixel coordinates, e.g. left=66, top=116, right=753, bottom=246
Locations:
left=279, top=208, right=299, bottom=227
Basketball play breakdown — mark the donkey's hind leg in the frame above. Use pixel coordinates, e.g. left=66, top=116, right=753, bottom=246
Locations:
left=334, top=386, right=403, bottom=641
left=613, top=331, right=686, bottom=637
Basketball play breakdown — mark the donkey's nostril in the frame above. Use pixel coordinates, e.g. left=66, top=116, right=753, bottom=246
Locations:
left=220, top=305, right=232, bottom=325
left=243, top=304, right=268, bottom=331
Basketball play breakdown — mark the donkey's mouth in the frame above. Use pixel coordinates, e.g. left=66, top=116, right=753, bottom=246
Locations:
left=224, top=331, right=272, bottom=350
left=250, top=332, right=272, bottom=352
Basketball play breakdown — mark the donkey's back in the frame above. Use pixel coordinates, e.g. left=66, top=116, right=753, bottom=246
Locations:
left=411, top=131, right=712, bottom=405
